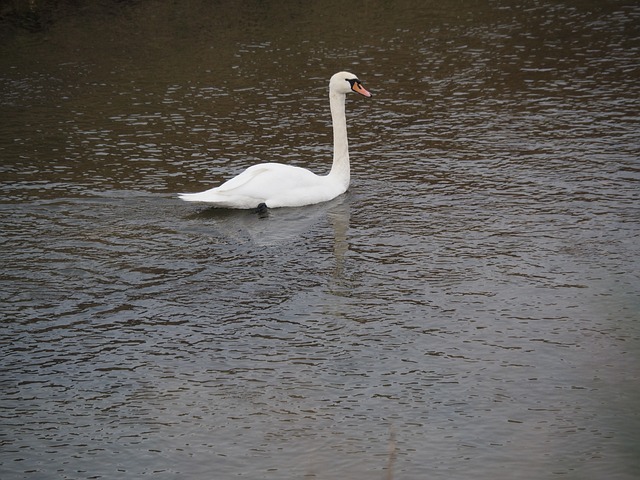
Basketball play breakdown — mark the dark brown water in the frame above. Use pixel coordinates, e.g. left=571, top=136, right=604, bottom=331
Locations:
left=1, top=1, right=639, bottom=479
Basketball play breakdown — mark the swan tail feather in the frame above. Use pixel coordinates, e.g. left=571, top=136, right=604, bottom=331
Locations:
left=178, top=190, right=262, bottom=209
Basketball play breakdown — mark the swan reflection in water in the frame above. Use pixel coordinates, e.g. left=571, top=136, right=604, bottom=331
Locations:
left=186, top=195, right=351, bottom=250
left=178, top=72, right=372, bottom=209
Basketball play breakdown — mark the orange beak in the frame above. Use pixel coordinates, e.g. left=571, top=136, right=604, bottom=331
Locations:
left=352, top=81, right=372, bottom=98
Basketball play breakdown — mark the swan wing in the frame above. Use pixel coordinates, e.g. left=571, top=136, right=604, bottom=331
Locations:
left=213, top=164, right=276, bottom=192
left=179, top=163, right=339, bottom=208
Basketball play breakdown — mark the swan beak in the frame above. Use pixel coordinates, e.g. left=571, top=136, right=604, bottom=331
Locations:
left=352, top=82, right=372, bottom=98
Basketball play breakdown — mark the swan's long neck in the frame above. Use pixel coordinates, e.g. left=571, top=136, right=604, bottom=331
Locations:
left=328, top=91, right=349, bottom=188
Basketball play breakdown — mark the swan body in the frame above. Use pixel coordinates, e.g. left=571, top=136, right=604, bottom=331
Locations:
left=178, top=71, right=371, bottom=209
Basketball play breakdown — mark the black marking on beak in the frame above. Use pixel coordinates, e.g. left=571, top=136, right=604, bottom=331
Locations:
left=346, top=78, right=361, bottom=88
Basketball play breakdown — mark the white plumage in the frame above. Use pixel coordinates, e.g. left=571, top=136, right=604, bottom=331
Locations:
left=178, top=71, right=371, bottom=209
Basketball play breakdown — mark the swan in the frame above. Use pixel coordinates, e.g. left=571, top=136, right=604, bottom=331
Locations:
left=178, top=71, right=372, bottom=209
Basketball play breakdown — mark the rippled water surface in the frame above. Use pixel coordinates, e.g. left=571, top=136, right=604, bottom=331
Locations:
left=1, top=1, right=639, bottom=478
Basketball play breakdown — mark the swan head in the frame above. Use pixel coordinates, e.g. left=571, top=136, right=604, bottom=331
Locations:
left=330, top=71, right=372, bottom=98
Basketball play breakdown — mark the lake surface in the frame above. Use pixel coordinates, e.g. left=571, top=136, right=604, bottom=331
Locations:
left=1, top=0, right=639, bottom=478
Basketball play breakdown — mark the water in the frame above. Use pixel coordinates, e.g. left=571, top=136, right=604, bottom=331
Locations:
left=1, top=1, right=639, bottom=478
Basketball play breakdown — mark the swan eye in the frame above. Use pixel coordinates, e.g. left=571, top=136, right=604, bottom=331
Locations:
left=346, top=78, right=361, bottom=91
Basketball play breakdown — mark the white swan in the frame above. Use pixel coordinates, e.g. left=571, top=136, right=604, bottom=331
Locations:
left=178, top=71, right=372, bottom=209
